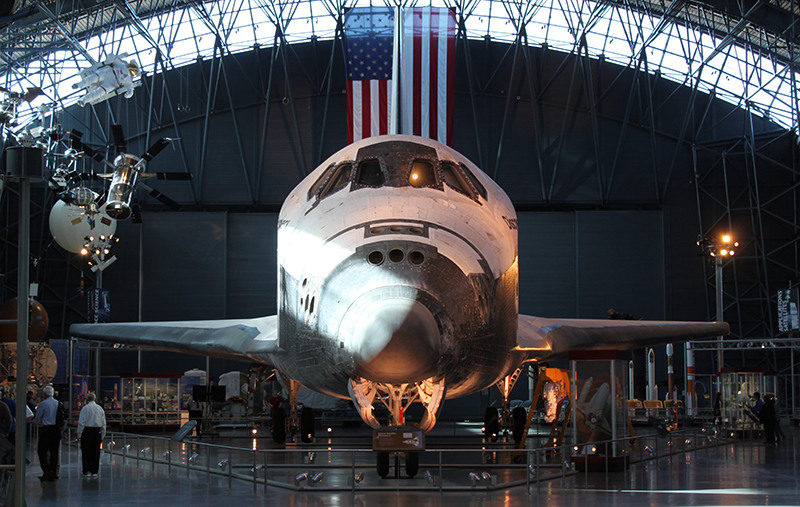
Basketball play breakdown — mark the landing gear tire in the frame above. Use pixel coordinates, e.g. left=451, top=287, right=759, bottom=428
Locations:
left=405, top=451, right=419, bottom=477
left=272, top=407, right=286, bottom=443
left=484, top=407, right=499, bottom=442
left=300, top=406, right=315, bottom=443
left=376, top=452, right=390, bottom=478
left=512, top=406, right=527, bottom=445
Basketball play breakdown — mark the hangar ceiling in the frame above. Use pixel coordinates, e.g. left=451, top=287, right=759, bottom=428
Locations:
left=0, top=0, right=798, bottom=378
left=0, top=0, right=797, bottom=131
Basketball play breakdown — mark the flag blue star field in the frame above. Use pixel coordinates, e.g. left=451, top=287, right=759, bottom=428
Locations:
left=344, top=7, right=394, bottom=144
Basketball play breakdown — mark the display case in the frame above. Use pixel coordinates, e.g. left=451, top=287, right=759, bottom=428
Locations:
left=120, top=373, right=181, bottom=428
left=570, top=350, right=630, bottom=472
left=718, top=367, right=777, bottom=431
left=101, top=377, right=122, bottom=424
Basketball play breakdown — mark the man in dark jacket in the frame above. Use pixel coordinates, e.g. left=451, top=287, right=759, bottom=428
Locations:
left=34, top=386, right=61, bottom=481
left=759, top=396, right=777, bottom=445
left=0, top=400, right=11, bottom=438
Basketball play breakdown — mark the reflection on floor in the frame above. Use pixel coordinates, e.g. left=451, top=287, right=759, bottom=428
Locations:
left=20, top=423, right=800, bottom=507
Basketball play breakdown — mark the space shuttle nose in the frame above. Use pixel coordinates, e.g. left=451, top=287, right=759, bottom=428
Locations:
left=351, top=299, right=440, bottom=383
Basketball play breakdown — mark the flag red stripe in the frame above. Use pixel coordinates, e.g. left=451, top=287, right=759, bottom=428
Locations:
left=379, top=81, right=388, bottom=135
left=429, top=9, right=439, bottom=141
left=361, top=82, right=371, bottom=138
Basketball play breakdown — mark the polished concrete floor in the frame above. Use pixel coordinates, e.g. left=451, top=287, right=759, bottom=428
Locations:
left=18, top=424, right=800, bottom=507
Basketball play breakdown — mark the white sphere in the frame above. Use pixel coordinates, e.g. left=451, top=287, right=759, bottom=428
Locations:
left=49, top=199, right=117, bottom=254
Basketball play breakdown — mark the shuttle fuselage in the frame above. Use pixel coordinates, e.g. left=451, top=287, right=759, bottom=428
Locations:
left=272, top=136, right=523, bottom=399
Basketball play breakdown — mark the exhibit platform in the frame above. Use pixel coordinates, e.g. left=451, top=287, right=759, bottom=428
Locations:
left=19, top=424, right=800, bottom=506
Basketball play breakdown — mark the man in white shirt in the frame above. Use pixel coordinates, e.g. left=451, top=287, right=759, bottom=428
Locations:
left=77, top=392, right=106, bottom=478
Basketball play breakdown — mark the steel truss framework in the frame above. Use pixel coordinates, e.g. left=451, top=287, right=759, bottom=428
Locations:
left=0, top=0, right=798, bottom=402
left=694, top=122, right=800, bottom=394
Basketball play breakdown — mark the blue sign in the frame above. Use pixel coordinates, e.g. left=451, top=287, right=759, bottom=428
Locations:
left=89, top=288, right=111, bottom=323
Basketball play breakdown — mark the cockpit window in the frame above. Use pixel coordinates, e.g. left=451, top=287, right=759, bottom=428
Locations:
left=356, top=159, right=385, bottom=187
left=319, top=163, right=352, bottom=199
left=307, top=163, right=335, bottom=200
left=460, top=163, right=487, bottom=199
left=409, top=160, right=437, bottom=188
left=442, top=162, right=474, bottom=198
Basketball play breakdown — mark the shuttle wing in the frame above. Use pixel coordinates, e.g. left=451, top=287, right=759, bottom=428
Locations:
left=515, top=315, right=729, bottom=362
left=69, top=316, right=279, bottom=364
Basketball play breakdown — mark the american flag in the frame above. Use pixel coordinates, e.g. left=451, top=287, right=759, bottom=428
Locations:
left=400, top=7, right=457, bottom=146
left=344, top=7, right=394, bottom=144
left=344, top=7, right=456, bottom=146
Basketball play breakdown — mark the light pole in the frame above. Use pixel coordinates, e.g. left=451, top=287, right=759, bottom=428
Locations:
left=715, top=256, right=724, bottom=370
left=3, top=143, right=44, bottom=507
left=697, top=233, right=738, bottom=373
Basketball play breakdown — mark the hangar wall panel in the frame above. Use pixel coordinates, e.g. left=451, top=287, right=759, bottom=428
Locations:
left=518, top=211, right=665, bottom=320
left=517, top=213, right=576, bottom=318
left=226, top=213, right=279, bottom=318
left=575, top=211, right=665, bottom=320
left=140, top=212, right=227, bottom=321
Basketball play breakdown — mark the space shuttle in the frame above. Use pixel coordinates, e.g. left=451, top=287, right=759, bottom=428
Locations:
left=70, top=135, right=728, bottom=438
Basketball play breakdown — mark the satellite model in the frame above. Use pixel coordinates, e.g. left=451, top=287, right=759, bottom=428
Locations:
left=0, top=86, right=43, bottom=126
left=73, top=53, right=141, bottom=107
left=68, top=125, right=190, bottom=221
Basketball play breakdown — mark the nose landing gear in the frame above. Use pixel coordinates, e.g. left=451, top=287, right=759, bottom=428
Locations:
left=348, top=376, right=445, bottom=477
left=376, top=450, right=420, bottom=478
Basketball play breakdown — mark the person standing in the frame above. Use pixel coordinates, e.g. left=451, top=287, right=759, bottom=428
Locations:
left=0, top=387, right=16, bottom=446
left=268, top=391, right=284, bottom=412
left=34, top=385, right=60, bottom=482
left=750, top=392, right=764, bottom=415
left=713, top=392, right=723, bottom=425
left=760, top=395, right=777, bottom=445
left=77, top=392, right=106, bottom=478
left=26, top=391, right=36, bottom=413
left=0, top=400, right=11, bottom=439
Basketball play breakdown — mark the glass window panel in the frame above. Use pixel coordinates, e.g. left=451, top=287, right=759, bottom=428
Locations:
left=442, top=163, right=473, bottom=198
left=308, top=163, right=336, bottom=199
left=460, top=164, right=487, bottom=199
left=356, top=159, right=385, bottom=187
left=409, top=160, right=437, bottom=188
left=320, top=163, right=352, bottom=199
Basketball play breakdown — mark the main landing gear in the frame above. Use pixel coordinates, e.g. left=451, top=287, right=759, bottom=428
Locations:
left=271, top=371, right=316, bottom=444
left=484, top=367, right=531, bottom=445
left=349, top=376, right=445, bottom=477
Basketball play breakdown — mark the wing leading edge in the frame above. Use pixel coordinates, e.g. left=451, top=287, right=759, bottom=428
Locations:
left=516, top=315, right=729, bottom=363
left=69, top=316, right=279, bottom=364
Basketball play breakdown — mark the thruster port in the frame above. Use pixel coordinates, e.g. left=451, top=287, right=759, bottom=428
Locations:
left=368, top=251, right=384, bottom=265
left=409, top=251, right=425, bottom=265
left=388, top=249, right=404, bottom=263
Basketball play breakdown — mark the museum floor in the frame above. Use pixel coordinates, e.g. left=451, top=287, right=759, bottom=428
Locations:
left=19, top=424, right=800, bottom=507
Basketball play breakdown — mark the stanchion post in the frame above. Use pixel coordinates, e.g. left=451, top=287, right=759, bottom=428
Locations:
left=263, top=449, right=268, bottom=494
left=438, top=451, right=443, bottom=495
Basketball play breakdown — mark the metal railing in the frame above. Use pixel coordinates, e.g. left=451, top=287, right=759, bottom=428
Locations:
left=53, top=425, right=733, bottom=493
